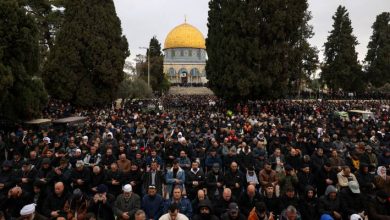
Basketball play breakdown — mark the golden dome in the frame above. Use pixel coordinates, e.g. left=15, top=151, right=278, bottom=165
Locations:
left=164, top=23, right=206, bottom=50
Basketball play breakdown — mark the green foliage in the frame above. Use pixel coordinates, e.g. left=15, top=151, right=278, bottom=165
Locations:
left=43, top=0, right=129, bottom=107
left=321, top=6, right=364, bottom=92
left=365, top=12, right=390, bottom=87
left=0, top=0, right=48, bottom=120
left=117, top=77, right=153, bottom=101
left=19, top=0, right=65, bottom=69
left=140, top=36, right=170, bottom=92
left=206, top=0, right=317, bottom=102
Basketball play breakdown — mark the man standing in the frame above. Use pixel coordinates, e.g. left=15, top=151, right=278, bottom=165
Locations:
left=142, top=161, right=164, bottom=196
left=113, top=184, right=141, bottom=220
left=142, top=185, right=164, bottom=220
left=164, top=187, right=192, bottom=219
left=185, top=161, right=205, bottom=201
left=88, top=184, right=115, bottom=220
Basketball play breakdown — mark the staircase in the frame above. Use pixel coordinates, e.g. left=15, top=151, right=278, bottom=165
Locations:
left=168, top=86, right=214, bottom=95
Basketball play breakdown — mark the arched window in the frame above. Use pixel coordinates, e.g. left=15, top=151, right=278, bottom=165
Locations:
left=190, top=68, right=200, bottom=77
left=168, top=68, right=176, bottom=76
left=178, top=68, right=188, bottom=77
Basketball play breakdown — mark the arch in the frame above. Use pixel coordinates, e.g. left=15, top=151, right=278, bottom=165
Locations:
left=190, top=68, right=200, bottom=77
left=168, top=68, right=176, bottom=76
left=178, top=68, right=188, bottom=77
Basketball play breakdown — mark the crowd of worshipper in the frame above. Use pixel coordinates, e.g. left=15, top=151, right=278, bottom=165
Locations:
left=0, top=96, right=390, bottom=220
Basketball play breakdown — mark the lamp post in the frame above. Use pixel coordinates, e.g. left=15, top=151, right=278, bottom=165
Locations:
left=139, top=46, right=154, bottom=87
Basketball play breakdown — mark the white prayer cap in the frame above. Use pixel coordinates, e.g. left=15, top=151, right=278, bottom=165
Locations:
left=123, top=184, right=132, bottom=193
left=20, top=203, right=36, bottom=215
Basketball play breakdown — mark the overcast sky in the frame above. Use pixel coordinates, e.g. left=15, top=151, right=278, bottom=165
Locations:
left=113, top=0, right=390, bottom=63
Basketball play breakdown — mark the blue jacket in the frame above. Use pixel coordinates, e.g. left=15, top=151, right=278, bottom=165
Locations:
left=142, top=194, right=164, bottom=220
left=165, top=167, right=185, bottom=194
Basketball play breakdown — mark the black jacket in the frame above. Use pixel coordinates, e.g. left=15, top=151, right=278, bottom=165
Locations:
left=70, top=167, right=91, bottom=192
left=214, top=196, right=236, bottom=217
left=339, top=189, right=366, bottom=219
left=224, top=170, right=245, bottom=199
left=367, top=196, right=390, bottom=220
left=88, top=194, right=115, bottom=220
left=42, top=192, right=70, bottom=218
left=205, top=170, right=224, bottom=201
left=318, top=195, right=342, bottom=219
left=238, top=192, right=263, bottom=217
left=105, top=169, right=124, bottom=197
left=192, top=200, right=219, bottom=220
left=185, top=168, right=205, bottom=200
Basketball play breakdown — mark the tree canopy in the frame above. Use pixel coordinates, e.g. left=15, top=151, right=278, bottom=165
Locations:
left=321, top=6, right=364, bottom=92
left=206, top=0, right=317, bottom=102
left=43, top=0, right=129, bottom=107
left=0, top=0, right=48, bottom=120
left=365, top=12, right=390, bottom=87
left=139, top=36, right=170, bottom=93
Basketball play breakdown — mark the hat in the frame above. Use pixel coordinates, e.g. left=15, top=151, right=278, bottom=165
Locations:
left=75, top=160, right=84, bottom=168
left=348, top=181, right=360, bottom=194
left=43, top=137, right=51, bottom=143
left=82, top=136, right=88, bottom=140
left=325, top=185, right=337, bottom=196
left=228, top=202, right=239, bottom=213
left=2, top=160, right=12, bottom=167
left=41, top=158, right=51, bottom=164
left=20, top=203, right=36, bottom=216
left=350, top=214, right=362, bottom=220
left=123, top=184, right=132, bottom=193
left=96, top=184, right=108, bottom=193
left=22, top=160, right=31, bottom=166
left=73, top=188, right=83, bottom=198
left=75, top=148, right=81, bottom=153
left=320, top=214, right=334, bottom=220
left=148, top=185, right=157, bottom=189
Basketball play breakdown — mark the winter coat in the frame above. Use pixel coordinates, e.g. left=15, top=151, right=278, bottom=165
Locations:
left=185, top=168, right=205, bottom=200
left=339, top=189, right=366, bottom=219
left=42, top=192, right=70, bottom=218
left=142, top=194, right=164, bottom=220
left=367, top=196, right=390, bottom=220
left=113, top=193, right=141, bottom=220
left=163, top=198, right=193, bottom=219
left=142, top=170, right=165, bottom=195
left=239, top=192, right=264, bottom=217
left=105, top=169, right=124, bottom=197
left=318, top=194, right=342, bottom=219
left=315, top=167, right=337, bottom=196
left=70, top=167, right=91, bottom=192
left=87, top=194, right=115, bottom=220
left=205, top=170, right=224, bottom=201
left=224, top=169, right=245, bottom=199
left=192, top=200, right=220, bottom=220
left=165, top=167, right=186, bottom=196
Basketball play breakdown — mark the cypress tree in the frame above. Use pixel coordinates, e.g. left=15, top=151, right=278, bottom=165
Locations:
left=43, top=0, right=129, bottom=106
left=206, top=0, right=314, bottom=101
left=321, top=6, right=364, bottom=92
left=140, top=36, right=169, bottom=92
left=365, top=12, right=390, bottom=87
left=0, top=0, right=48, bottom=120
